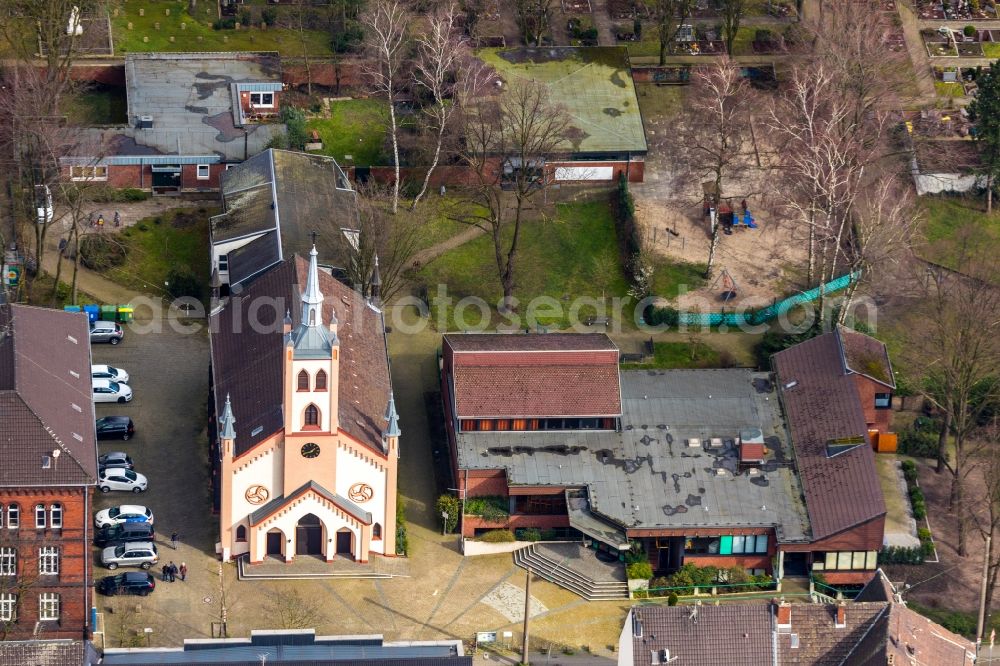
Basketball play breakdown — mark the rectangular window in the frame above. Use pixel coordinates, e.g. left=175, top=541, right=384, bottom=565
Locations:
left=865, top=551, right=878, bottom=570
left=50, top=505, right=62, bottom=529
left=38, top=547, right=58, bottom=576
left=0, top=548, right=15, bottom=576
left=0, top=594, right=14, bottom=622
left=218, top=254, right=229, bottom=272
left=70, top=165, right=108, bottom=181
left=852, top=551, right=867, bottom=570
left=874, top=393, right=892, bottom=409
left=755, top=535, right=768, bottom=554
left=7, top=505, right=18, bottom=529
left=38, top=593, right=59, bottom=621
left=35, top=505, right=46, bottom=529
left=719, top=535, right=733, bottom=555
left=196, top=164, right=210, bottom=180
left=825, top=552, right=837, bottom=570
left=250, top=92, right=275, bottom=107
left=837, top=552, right=853, bottom=570
left=732, top=536, right=745, bottom=554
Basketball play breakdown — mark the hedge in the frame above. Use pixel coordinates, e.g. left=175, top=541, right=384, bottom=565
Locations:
left=626, top=561, right=653, bottom=580
left=464, top=496, right=509, bottom=523
left=647, top=563, right=772, bottom=596
left=878, top=545, right=925, bottom=565
left=479, top=529, right=516, bottom=543
left=435, top=494, right=460, bottom=534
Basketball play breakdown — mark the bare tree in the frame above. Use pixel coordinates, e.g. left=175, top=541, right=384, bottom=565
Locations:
left=450, top=79, right=571, bottom=311
left=645, top=0, right=694, bottom=65
left=347, top=182, right=420, bottom=304
left=362, top=0, right=409, bottom=215
left=904, top=250, right=1000, bottom=555
left=515, top=0, right=554, bottom=46
left=719, top=0, right=746, bottom=56
left=677, top=58, right=752, bottom=279
left=410, top=2, right=468, bottom=209
left=266, top=588, right=327, bottom=630
left=293, top=2, right=317, bottom=97
left=975, top=426, right=1000, bottom=618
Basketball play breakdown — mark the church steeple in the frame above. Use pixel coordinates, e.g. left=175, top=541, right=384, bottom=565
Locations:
left=383, top=391, right=400, bottom=439
left=301, top=243, right=324, bottom=327
left=220, top=393, right=236, bottom=440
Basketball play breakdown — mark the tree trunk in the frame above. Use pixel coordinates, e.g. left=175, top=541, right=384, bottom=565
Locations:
left=501, top=197, right=527, bottom=313
left=71, top=224, right=82, bottom=306
left=411, top=120, right=446, bottom=209
left=189, top=0, right=197, bottom=16
left=990, top=176, right=994, bottom=214
left=50, top=230, right=67, bottom=302
left=954, top=475, right=967, bottom=556
left=388, top=100, right=401, bottom=214
left=937, top=410, right=952, bottom=474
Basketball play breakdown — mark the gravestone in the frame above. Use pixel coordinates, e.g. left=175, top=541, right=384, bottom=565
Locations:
left=143, top=36, right=148, bottom=43
left=127, top=22, right=133, bottom=30
left=154, top=22, right=160, bottom=30
left=181, top=23, right=186, bottom=30
left=165, top=8, right=170, bottom=16
left=169, top=36, right=175, bottom=43
left=139, top=8, right=144, bottom=16
left=235, top=22, right=241, bottom=29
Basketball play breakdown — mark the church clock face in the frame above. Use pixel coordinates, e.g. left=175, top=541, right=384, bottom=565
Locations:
left=300, top=442, right=321, bottom=459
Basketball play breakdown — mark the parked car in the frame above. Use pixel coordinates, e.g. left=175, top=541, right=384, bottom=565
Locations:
left=35, top=184, right=52, bottom=225
left=90, top=321, right=123, bottom=345
left=92, top=379, right=132, bottom=404
left=98, top=451, right=134, bottom=471
left=96, top=417, right=135, bottom=441
left=101, top=541, right=158, bottom=570
left=97, top=572, right=156, bottom=597
left=92, top=364, right=130, bottom=384
left=94, top=505, right=153, bottom=529
left=98, top=468, right=147, bottom=494
left=94, top=522, right=155, bottom=548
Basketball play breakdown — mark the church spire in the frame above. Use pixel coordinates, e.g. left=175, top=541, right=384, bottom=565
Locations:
left=383, top=391, right=400, bottom=439
left=301, top=242, right=324, bottom=327
left=220, top=393, right=236, bottom=441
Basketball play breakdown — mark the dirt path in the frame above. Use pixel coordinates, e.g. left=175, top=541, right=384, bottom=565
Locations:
left=898, top=1, right=944, bottom=103
left=407, top=225, right=485, bottom=270
left=588, top=0, right=617, bottom=46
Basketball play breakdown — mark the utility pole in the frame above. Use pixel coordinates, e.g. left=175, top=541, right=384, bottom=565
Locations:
left=521, top=567, right=532, bottom=665
left=979, top=534, right=991, bottom=655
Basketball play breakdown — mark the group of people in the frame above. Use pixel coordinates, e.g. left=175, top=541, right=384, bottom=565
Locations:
left=87, top=211, right=121, bottom=229
left=160, top=561, right=187, bottom=582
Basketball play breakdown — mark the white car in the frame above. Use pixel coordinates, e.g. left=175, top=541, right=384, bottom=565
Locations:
left=92, top=364, right=130, bottom=384
left=94, top=505, right=153, bottom=529
left=93, top=379, right=132, bottom=404
left=98, top=468, right=147, bottom=494
left=101, top=542, right=158, bottom=570
left=35, top=185, right=52, bottom=225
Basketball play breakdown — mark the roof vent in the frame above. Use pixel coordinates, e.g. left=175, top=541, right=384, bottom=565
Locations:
left=138, top=115, right=154, bottom=129
left=251, top=426, right=264, bottom=437
left=687, top=438, right=701, bottom=448
left=784, top=380, right=798, bottom=390
left=747, top=468, right=760, bottom=476
left=67, top=335, right=77, bottom=345
left=70, top=370, right=80, bottom=378
left=41, top=456, right=51, bottom=469
left=72, top=433, right=83, bottom=442
left=71, top=403, right=82, bottom=412
left=790, top=635, right=799, bottom=649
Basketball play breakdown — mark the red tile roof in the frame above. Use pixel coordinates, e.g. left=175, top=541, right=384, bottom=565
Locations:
left=740, top=442, right=766, bottom=462
left=210, top=257, right=391, bottom=457
left=0, top=304, right=97, bottom=486
left=444, top=334, right=622, bottom=418
left=773, top=332, right=886, bottom=540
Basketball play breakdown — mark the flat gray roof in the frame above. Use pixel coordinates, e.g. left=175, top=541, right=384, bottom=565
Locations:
left=122, top=52, right=284, bottom=159
left=456, top=369, right=810, bottom=542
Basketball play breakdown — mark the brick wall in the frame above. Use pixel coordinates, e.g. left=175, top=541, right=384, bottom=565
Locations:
left=461, top=513, right=570, bottom=537
left=0, top=487, right=93, bottom=639
left=461, top=470, right=509, bottom=497
left=283, top=61, right=365, bottom=90
left=682, top=554, right=772, bottom=571
left=180, top=164, right=225, bottom=191
left=853, top=375, right=893, bottom=432
left=781, top=516, right=886, bottom=553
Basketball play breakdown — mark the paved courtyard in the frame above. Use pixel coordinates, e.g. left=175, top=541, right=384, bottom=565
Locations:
left=90, top=311, right=630, bottom=657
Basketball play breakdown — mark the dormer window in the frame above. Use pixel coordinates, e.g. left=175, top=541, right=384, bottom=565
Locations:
left=315, top=370, right=327, bottom=391
left=297, top=370, right=309, bottom=392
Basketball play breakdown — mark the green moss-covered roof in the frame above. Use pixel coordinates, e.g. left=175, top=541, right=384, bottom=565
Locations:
left=477, top=47, right=648, bottom=155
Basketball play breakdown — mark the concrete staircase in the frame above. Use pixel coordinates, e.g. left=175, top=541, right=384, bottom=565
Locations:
left=514, top=544, right=629, bottom=601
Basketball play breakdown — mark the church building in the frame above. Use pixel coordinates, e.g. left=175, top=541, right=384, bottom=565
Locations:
left=209, top=245, right=399, bottom=564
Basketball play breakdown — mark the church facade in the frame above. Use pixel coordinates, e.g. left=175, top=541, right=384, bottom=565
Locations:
left=210, top=246, right=399, bottom=564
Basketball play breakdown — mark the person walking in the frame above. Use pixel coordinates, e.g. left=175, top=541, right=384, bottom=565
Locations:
left=113, top=211, right=121, bottom=227
left=171, top=532, right=178, bottom=549
left=167, top=561, right=176, bottom=582
left=179, top=562, right=187, bottom=582
left=161, top=564, right=168, bottom=582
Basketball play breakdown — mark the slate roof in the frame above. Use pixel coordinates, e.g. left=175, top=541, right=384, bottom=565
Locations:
left=249, top=480, right=371, bottom=526
left=212, top=150, right=359, bottom=284
left=773, top=332, right=886, bottom=540
left=476, top=47, right=648, bottom=155
left=210, top=258, right=391, bottom=458
left=0, top=304, right=97, bottom=487
left=445, top=333, right=622, bottom=418
left=628, top=605, right=774, bottom=666
left=853, top=568, right=896, bottom=603
left=121, top=52, right=285, bottom=159
left=838, top=326, right=895, bottom=389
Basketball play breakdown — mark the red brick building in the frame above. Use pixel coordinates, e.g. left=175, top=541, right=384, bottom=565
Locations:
left=443, top=328, right=893, bottom=585
left=0, top=304, right=98, bottom=639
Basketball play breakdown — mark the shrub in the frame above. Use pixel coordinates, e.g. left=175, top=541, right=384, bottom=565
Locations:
left=79, top=234, right=126, bottom=271
left=279, top=106, right=309, bottom=151
left=518, top=528, right=542, bottom=542
left=261, top=7, right=278, bottom=26
left=649, top=576, right=672, bottom=597
left=965, top=25, right=977, bottom=37
left=624, top=542, right=647, bottom=565
left=213, top=17, right=236, bottom=30
left=667, top=592, right=678, bottom=606
left=479, top=529, right=516, bottom=543
left=435, top=494, right=460, bottom=534
left=898, top=428, right=938, bottom=459
left=626, top=562, right=653, bottom=581
left=165, top=266, right=203, bottom=301
left=90, top=187, right=148, bottom=203
left=464, top=496, right=509, bottom=522
left=396, top=498, right=408, bottom=556
left=878, top=545, right=925, bottom=565
left=918, top=527, right=932, bottom=541
left=238, top=8, right=252, bottom=26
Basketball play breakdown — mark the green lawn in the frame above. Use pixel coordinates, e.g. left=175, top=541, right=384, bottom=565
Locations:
left=68, top=88, right=128, bottom=126
left=112, top=0, right=334, bottom=55
left=919, top=196, right=1000, bottom=270
left=635, top=84, right=686, bottom=123
left=621, top=340, right=722, bottom=369
left=305, top=100, right=388, bottom=167
left=98, top=208, right=213, bottom=300
left=934, top=81, right=966, bottom=98
left=984, top=42, right=1000, bottom=58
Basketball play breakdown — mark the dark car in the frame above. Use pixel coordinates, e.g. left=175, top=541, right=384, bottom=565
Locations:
left=96, top=416, right=135, bottom=441
left=93, top=522, right=154, bottom=548
left=97, top=571, right=155, bottom=597
left=98, top=451, right=134, bottom=471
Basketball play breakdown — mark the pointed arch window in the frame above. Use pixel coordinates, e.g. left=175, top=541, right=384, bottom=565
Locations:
left=372, top=523, right=382, bottom=540
left=304, top=404, right=320, bottom=428
left=315, top=369, right=328, bottom=391
left=297, top=370, right=309, bottom=391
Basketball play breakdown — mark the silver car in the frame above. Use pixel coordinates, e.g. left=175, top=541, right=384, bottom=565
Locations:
left=98, top=468, right=147, bottom=494
left=101, top=542, right=159, bottom=570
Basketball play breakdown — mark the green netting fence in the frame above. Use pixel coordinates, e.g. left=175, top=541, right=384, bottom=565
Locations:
left=646, top=272, right=861, bottom=328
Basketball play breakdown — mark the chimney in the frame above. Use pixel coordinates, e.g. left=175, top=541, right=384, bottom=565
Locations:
left=835, top=604, right=847, bottom=629
left=775, top=599, right=791, bottom=630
